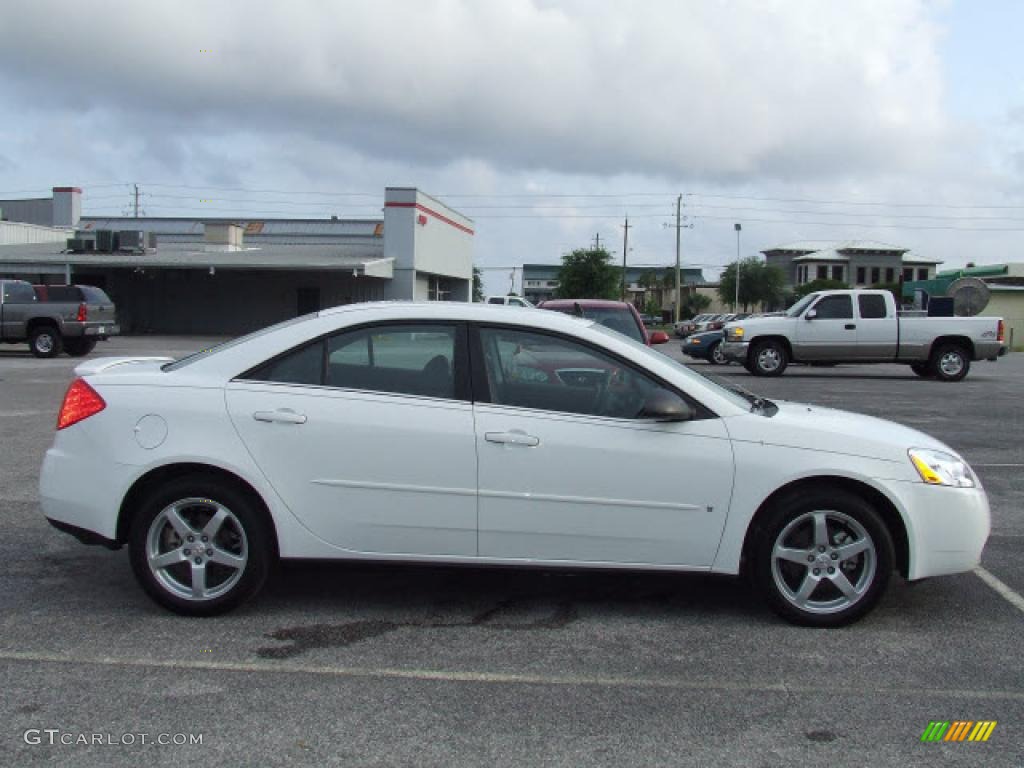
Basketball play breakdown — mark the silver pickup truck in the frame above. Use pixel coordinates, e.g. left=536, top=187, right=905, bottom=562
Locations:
left=0, top=279, right=119, bottom=358
left=720, top=289, right=1006, bottom=382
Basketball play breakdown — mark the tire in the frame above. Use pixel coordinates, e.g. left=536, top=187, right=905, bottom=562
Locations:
left=708, top=341, right=726, bottom=365
left=749, top=339, right=788, bottom=377
left=64, top=338, right=98, bottom=357
left=928, top=343, right=970, bottom=383
left=129, top=475, right=273, bottom=616
left=28, top=326, right=63, bottom=358
left=752, top=488, right=894, bottom=627
left=910, top=362, right=931, bottom=378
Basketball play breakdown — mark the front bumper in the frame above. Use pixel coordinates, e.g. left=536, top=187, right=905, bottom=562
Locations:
left=893, top=481, right=990, bottom=580
left=720, top=341, right=750, bottom=363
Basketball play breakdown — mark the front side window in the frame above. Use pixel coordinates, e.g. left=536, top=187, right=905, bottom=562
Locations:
left=327, top=325, right=457, bottom=399
left=812, top=295, right=853, bottom=319
left=478, top=327, right=660, bottom=419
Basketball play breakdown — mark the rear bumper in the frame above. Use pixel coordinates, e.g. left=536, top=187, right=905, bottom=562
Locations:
left=47, top=518, right=119, bottom=549
left=39, top=444, right=135, bottom=543
left=83, top=323, right=120, bottom=338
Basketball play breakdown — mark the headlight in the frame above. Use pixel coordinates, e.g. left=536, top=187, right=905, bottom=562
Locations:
left=909, top=448, right=975, bottom=488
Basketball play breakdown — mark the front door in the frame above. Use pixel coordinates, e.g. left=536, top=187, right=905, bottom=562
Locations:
left=472, top=326, right=734, bottom=566
left=794, top=294, right=858, bottom=360
left=226, top=323, right=478, bottom=557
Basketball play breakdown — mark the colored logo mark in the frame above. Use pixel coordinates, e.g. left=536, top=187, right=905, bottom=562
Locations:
left=921, top=721, right=997, bottom=742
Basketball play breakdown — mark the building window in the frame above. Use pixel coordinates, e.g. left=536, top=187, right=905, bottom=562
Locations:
left=817, top=265, right=828, bottom=280
left=856, top=267, right=866, bottom=285
left=832, top=265, right=844, bottom=282
left=903, top=268, right=913, bottom=281
left=428, top=275, right=451, bottom=301
left=917, top=268, right=928, bottom=280
left=871, top=267, right=881, bottom=285
left=885, top=268, right=895, bottom=283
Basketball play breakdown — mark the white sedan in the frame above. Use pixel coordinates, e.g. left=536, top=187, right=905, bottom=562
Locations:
left=39, top=302, right=990, bottom=626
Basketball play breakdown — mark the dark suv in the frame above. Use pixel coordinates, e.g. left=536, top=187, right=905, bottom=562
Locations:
left=535, top=299, right=670, bottom=346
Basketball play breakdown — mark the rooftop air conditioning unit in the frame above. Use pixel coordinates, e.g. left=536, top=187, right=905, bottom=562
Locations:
left=118, top=230, right=146, bottom=251
left=145, top=232, right=158, bottom=249
left=65, top=238, right=96, bottom=252
left=95, top=229, right=119, bottom=252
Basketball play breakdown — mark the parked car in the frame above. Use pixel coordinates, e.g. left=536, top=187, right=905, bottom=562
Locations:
left=721, top=289, right=1006, bottom=381
left=674, top=314, right=707, bottom=338
left=682, top=329, right=729, bottom=365
left=485, top=295, right=534, bottom=308
left=40, top=301, right=990, bottom=626
left=536, top=299, right=669, bottom=345
left=0, top=279, right=118, bottom=358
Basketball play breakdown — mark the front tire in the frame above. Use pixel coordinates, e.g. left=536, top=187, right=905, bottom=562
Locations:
left=29, top=326, right=63, bottom=358
left=750, top=339, right=788, bottom=377
left=64, top=338, right=98, bottom=357
left=129, top=476, right=272, bottom=616
left=752, top=488, right=894, bottom=627
left=929, top=343, right=970, bottom=382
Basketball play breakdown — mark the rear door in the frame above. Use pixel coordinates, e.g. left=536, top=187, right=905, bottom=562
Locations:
left=794, top=294, right=858, bottom=360
left=853, top=293, right=897, bottom=360
left=226, top=322, right=479, bottom=557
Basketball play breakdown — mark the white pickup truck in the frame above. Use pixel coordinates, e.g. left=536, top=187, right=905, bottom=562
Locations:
left=720, top=289, right=1006, bottom=382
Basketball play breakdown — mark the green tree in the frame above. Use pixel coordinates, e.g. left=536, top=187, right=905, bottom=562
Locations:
left=793, top=278, right=847, bottom=299
left=681, top=292, right=711, bottom=318
left=556, top=247, right=621, bottom=300
left=643, top=297, right=662, bottom=319
left=472, top=265, right=485, bottom=303
left=718, top=258, right=785, bottom=311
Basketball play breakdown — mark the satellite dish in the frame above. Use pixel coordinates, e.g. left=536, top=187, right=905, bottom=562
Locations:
left=946, top=277, right=990, bottom=316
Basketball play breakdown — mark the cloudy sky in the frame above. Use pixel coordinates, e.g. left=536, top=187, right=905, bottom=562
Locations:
left=1, top=0, right=1021, bottom=293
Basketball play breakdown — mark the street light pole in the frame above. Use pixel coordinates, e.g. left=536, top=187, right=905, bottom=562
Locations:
left=734, top=223, right=742, bottom=312
left=674, top=195, right=682, bottom=324
left=621, top=216, right=631, bottom=302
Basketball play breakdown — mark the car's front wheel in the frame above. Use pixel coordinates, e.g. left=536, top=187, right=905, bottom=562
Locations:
left=749, top=339, right=788, bottom=377
left=129, top=476, right=272, bottom=616
left=29, top=326, right=63, bottom=358
left=752, top=488, right=894, bottom=627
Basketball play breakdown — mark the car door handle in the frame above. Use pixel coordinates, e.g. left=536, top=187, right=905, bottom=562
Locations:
left=845, top=324, right=856, bottom=330
left=485, top=431, right=540, bottom=447
left=253, top=409, right=307, bottom=425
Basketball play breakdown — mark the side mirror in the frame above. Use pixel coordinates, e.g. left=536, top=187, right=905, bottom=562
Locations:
left=639, top=389, right=695, bottom=422
left=649, top=331, right=670, bottom=345
left=805, top=309, right=818, bottom=320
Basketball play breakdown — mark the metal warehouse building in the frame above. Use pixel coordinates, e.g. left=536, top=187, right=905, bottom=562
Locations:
left=0, top=186, right=473, bottom=335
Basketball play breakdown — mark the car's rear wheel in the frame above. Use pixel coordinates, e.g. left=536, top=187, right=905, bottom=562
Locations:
left=29, top=326, right=62, bottom=358
left=752, top=488, right=894, bottom=627
left=129, top=476, right=272, bottom=616
left=750, top=340, right=788, bottom=377
left=709, top=341, right=727, bottom=365
left=64, top=338, right=98, bottom=357
left=928, top=343, right=970, bottom=382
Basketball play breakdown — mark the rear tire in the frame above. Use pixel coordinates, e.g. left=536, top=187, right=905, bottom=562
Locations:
left=752, top=488, right=894, bottom=627
left=750, top=339, right=788, bottom=377
left=928, top=343, right=970, bottom=382
left=64, top=338, right=98, bottom=357
left=709, top=341, right=726, bottom=365
left=28, top=326, right=62, bottom=358
left=129, top=476, right=273, bottom=616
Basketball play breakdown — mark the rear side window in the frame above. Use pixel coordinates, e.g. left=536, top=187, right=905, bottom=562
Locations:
left=79, top=286, right=112, bottom=304
left=813, top=295, right=853, bottom=319
left=327, top=325, right=457, bottom=399
left=246, top=341, right=324, bottom=386
left=2, top=282, right=36, bottom=303
left=858, top=294, right=888, bottom=319
left=487, top=297, right=505, bottom=305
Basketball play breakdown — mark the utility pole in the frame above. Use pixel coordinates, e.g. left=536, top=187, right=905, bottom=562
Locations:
left=133, top=183, right=140, bottom=218
left=621, top=216, right=631, bottom=302
left=734, top=223, right=742, bottom=311
left=593, top=232, right=602, bottom=251
left=674, top=194, right=682, bottom=323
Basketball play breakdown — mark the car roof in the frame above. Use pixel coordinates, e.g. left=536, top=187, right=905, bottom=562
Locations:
left=538, top=299, right=632, bottom=309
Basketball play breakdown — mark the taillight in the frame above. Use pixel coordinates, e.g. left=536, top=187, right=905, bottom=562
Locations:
left=57, top=378, right=106, bottom=430
left=76, top=303, right=87, bottom=322
left=997, top=320, right=1005, bottom=343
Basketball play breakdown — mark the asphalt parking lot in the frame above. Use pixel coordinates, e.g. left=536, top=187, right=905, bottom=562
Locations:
left=1, top=336, right=1022, bottom=767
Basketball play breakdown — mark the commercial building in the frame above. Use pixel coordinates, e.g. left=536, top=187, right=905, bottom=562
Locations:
left=522, top=262, right=705, bottom=309
left=763, top=241, right=940, bottom=290
left=0, top=186, right=473, bottom=334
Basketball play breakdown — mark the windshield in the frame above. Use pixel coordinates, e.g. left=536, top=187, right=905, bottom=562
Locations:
left=786, top=293, right=819, bottom=317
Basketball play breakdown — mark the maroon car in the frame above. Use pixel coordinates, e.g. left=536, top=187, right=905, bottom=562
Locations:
left=535, top=299, right=670, bottom=346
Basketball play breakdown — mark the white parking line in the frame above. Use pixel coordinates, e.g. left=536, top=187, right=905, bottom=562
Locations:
left=0, top=650, right=1022, bottom=700
left=972, top=463, right=1024, bottom=468
left=974, top=567, right=1024, bottom=615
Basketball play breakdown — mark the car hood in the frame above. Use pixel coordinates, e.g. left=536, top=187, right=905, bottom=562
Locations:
left=724, top=400, right=955, bottom=464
